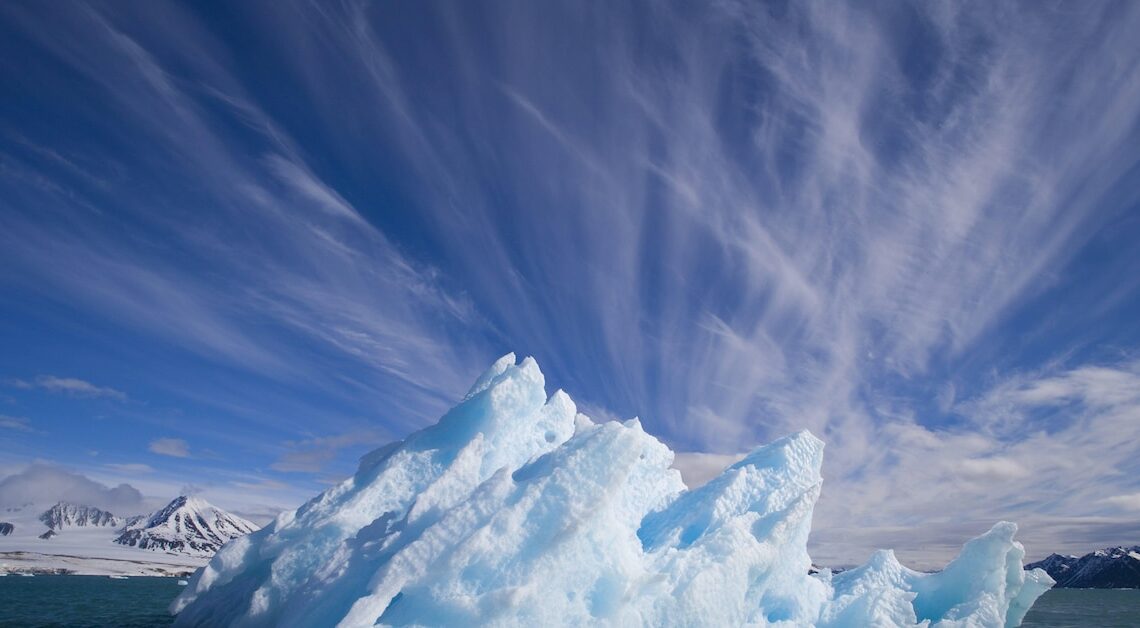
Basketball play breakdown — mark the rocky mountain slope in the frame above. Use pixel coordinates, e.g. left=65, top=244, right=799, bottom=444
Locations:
left=39, top=502, right=122, bottom=530
left=114, top=496, right=257, bottom=557
left=1026, top=546, right=1140, bottom=588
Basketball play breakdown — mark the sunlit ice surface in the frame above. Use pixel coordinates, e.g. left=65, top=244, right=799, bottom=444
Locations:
left=172, top=355, right=1051, bottom=627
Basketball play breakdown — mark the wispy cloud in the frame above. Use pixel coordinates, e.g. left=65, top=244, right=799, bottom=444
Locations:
left=148, top=437, right=190, bottom=458
left=0, top=1, right=488, bottom=433
left=1102, top=493, right=1140, bottom=512
left=672, top=451, right=746, bottom=489
left=303, top=0, right=1140, bottom=453
left=104, top=462, right=154, bottom=474
left=271, top=430, right=387, bottom=473
left=8, top=376, right=126, bottom=400
left=806, top=360, right=1140, bottom=567
left=0, top=414, right=34, bottom=432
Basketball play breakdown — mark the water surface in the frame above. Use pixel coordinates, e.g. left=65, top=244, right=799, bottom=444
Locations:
left=0, top=574, right=179, bottom=627
left=1022, top=588, right=1140, bottom=628
left=1, top=575, right=1136, bottom=627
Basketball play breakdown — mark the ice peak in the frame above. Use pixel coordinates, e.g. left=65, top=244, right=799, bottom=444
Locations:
left=463, top=351, right=518, bottom=400
left=732, top=429, right=824, bottom=474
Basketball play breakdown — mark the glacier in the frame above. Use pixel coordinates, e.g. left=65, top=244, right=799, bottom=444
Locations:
left=171, top=354, right=1052, bottom=627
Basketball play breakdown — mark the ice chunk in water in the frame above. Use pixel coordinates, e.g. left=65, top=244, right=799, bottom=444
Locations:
left=172, top=354, right=1051, bottom=627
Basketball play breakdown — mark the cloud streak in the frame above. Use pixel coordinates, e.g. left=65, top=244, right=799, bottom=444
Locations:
left=271, top=430, right=388, bottom=473
left=8, top=376, right=126, bottom=400
left=148, top=438, right=191, bottom=458
left=0, top=415, right=34, bottom=432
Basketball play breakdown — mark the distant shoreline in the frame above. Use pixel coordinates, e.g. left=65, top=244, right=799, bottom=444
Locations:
left=0, top=551, right=201, bottom=577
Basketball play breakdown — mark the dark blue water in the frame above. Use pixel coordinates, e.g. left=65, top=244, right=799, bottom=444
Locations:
left=1022, top=588, right=1140, bottom=628
left=0, top=575, right=180, bottom=627
left=0, top=575, right=1136, bottom=626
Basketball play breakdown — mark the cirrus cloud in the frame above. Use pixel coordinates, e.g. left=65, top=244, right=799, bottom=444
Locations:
left=7, top=375, right=126, bottom=401
left=148, top=437, right=190, bottom=458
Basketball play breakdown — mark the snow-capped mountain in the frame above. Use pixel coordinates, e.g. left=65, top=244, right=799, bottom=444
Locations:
left=1027, top=546, right=1140, bottom=588
left=39, top=502, right=122, bottom=530
left=114, top=496, right=257, bottom=557
left=1024, top=553, right=1078, bottom=580
left=1, top=497, right=261, bottom=576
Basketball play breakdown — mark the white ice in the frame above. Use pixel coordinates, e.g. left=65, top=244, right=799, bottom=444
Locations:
left=171, top=354, right=1052, bottom=627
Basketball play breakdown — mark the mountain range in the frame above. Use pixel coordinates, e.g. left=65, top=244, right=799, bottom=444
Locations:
left=39, top=502, right=123, bottom=530
left=0, top=496, right=258, bottom=576
left=1026, top=546, right=1140, bottom=588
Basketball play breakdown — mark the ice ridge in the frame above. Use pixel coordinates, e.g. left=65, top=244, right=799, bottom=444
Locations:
left=171, top=354, right=1051, bottom=627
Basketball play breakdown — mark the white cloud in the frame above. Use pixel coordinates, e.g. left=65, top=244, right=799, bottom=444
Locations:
left=959, top=457, right=1029, bottom=481
left=232, top=478, right=289, bottom=492
left=1102, top=493, right=1140, bottom=512
left=104, top=463, right=154, bottom=474
left=977, top=363, right=1140, bottom=413
left=271, top=430, right=388, bottom=473
left=0, top=4, right=488, bottom=439
left=264, top=154, right=367, bottom=225
left=299, top=0, right=1140, bottom=464
left=672, top=452, right=745, bottom=488
left=148, top=437, right=190, bottom=458
left=806, top=360, right=1140, bottom=568
left=0, top=414, right=34, bottom=432
left=7, top=375, right=126, bottom=400
left=0, top=463, right=145, bottom=512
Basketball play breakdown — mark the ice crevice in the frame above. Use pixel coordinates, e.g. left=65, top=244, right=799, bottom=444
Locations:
left=171, top=354, right=1052, bottom=627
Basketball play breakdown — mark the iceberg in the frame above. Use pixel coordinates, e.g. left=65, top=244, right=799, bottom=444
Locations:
left=171, top=354, right=1051, bottom=627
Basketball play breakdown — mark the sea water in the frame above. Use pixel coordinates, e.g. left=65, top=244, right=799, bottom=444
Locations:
left=1021, top=588, right=1140, bottom=628
left=0, top=575, right=1136, bottom=627
left=0, top=574, right=180, bottom=627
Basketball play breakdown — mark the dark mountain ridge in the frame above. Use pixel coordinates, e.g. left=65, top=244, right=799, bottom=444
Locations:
left=1026, top=546, right=1140, bottom=588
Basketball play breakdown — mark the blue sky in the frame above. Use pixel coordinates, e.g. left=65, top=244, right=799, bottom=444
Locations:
left=1, top=1, right=1139, bottom=567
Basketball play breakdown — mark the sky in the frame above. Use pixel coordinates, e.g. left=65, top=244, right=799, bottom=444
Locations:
left=1, top=1, right=1139, bottom=568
